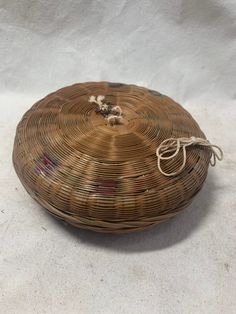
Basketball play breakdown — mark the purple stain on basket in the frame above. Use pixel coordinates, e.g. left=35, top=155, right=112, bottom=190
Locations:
left=95, top=179, right=117, bottom=196
left=35, top=154, right=58, bottom=176
left=148, top=89, right=162, bottom=96
left=35, top=165, right=44, bottom=176
left=108, top=82, right=125, bottom=88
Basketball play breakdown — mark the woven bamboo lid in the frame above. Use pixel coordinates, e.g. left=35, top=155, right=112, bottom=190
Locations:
left=13, top=82, right=211, bottom=233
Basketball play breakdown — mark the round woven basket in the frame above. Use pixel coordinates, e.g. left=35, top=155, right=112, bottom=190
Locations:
left=13, top=82, right=211, bottom=233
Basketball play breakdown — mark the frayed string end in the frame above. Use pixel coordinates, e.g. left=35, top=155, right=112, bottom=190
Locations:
left=89, top=95, right=123, bottom=126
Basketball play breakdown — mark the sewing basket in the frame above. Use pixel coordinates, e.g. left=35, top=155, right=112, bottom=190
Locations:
left=13, top=82, right=212, bottom=233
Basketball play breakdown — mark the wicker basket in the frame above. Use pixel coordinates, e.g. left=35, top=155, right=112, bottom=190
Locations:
left=13, top=82, right=211, bottom=233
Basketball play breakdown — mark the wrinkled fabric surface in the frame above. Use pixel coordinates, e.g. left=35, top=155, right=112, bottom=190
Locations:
left=0, top=1, right=235, bottom=313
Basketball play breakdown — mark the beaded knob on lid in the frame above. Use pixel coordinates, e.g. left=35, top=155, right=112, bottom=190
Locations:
left=12, top=82, right=222, bottom=233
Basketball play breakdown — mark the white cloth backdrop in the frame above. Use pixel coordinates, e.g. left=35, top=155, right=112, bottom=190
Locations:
left=0, top=1, right=235, bottom=313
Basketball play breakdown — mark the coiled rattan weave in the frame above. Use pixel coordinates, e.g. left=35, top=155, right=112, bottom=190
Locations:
left=13, top=82, right=211, bottom=233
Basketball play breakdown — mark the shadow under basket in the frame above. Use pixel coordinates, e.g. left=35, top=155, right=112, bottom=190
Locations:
left=12, top=82, right=211, bottom=233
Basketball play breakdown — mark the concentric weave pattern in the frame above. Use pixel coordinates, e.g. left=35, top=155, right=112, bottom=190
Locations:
left=13, top=82, right=211, bottom=233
